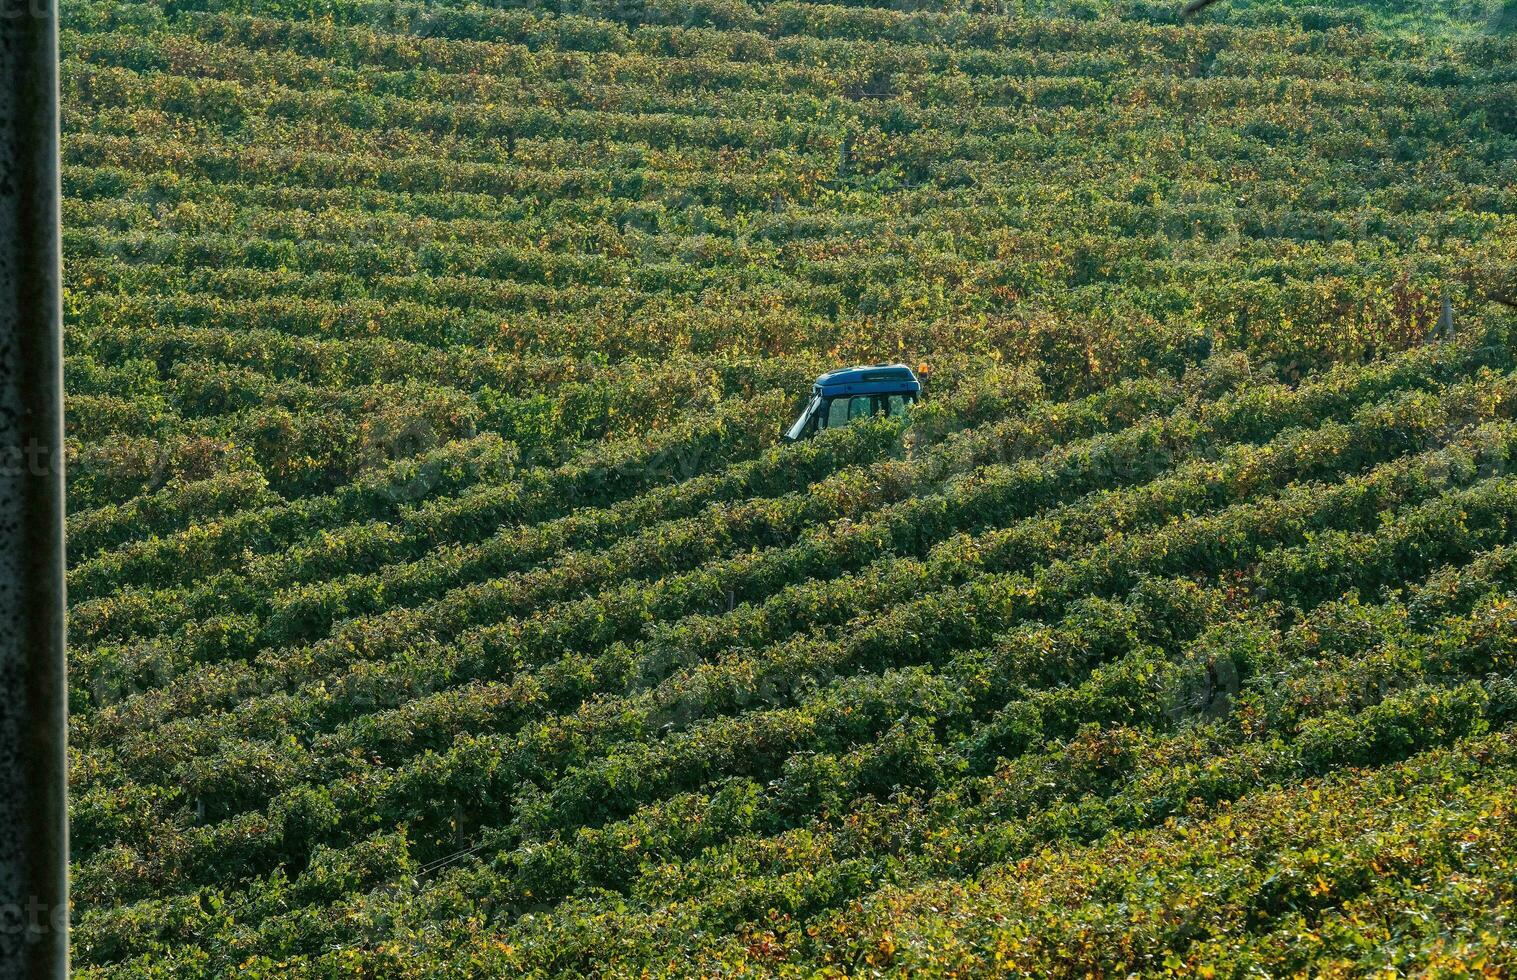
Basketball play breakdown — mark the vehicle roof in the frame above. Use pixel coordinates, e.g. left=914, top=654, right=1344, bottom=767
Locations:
left=813, top=363, right=921, bottom=394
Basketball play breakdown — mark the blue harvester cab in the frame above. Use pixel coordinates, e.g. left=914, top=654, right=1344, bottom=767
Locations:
left=783, top=363, right=922, bottom=442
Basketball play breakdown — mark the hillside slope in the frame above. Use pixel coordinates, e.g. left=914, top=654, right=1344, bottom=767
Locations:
left=62, top=0, right=1517, bottom=974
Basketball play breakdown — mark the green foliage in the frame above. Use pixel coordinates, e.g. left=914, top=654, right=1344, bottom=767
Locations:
left=59, top=0, right=1517, bottom=974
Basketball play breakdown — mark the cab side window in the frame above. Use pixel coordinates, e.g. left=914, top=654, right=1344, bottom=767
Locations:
left=821, top=393, right=911, bottom=430
left=824, top=395, right=872, bottom=428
